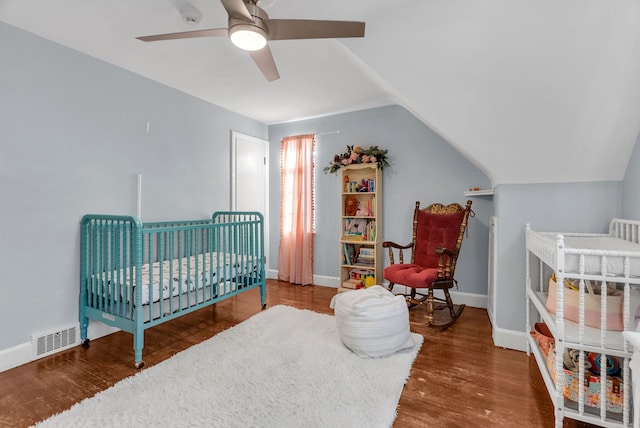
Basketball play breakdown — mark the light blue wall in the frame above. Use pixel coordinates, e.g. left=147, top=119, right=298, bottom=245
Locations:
left=492, top=127, right=639, bottom=334
left=493, top=182, right=622, bottom=332
left=0, top=22, right=266, bottom=351
left=268, top=105, right=493, bottom=295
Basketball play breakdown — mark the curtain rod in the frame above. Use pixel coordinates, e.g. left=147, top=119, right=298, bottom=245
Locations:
left=315, top=130, right=341, bottom=136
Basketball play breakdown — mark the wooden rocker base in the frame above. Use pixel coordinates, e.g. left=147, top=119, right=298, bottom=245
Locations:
left=403, top=294, right=465, bottom=329
left=427, top=303, right=465, bottom=329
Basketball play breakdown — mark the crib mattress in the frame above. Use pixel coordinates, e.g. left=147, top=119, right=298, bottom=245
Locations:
left=94, top=252, right=258, bottom=305
left=538, top=233, right=640, bottom=277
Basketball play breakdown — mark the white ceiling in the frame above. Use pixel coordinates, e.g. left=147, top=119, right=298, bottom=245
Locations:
left=2, top=0, right=640, bottom=185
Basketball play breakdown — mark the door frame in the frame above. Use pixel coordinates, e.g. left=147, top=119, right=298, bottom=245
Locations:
left=230, top=131, right=269, bottom=265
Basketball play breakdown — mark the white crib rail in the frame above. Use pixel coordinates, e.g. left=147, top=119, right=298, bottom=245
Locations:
left=610, top=219, right=640, bottom=244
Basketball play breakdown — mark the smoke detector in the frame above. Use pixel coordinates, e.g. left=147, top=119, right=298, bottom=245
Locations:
left=179, top=5, right=202, bottom=25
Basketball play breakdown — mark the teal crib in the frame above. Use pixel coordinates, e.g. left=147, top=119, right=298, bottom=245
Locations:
left=79, top=211, right=266, bottom=368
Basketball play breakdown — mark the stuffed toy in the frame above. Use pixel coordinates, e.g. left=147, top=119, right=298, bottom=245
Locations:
left=356, top=179, right=370, bottom=192
left=563, top=348, right=591, bottom=372
left=347, top=218, right=367, bottom=234
left=355, top=203, right=368, bottom=217
left=344, top=195, right=359, bottom=216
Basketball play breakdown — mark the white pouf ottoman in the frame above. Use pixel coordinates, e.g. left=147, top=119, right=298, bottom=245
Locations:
left=330, top=285, right=415, bottom=358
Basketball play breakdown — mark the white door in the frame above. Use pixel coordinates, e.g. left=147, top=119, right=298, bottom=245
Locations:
left=231, top=131, right=269, bottom=261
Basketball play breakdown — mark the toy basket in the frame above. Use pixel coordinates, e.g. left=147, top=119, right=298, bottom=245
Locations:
left=546, top=349, right=624, bottom=413
left=546, top=274, right=624, bottom=331
left=530, top=322, right=554, bottom=357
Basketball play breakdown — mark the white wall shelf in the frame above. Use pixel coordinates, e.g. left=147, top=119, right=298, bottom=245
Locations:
left=463, top=189, right=494, bottom=197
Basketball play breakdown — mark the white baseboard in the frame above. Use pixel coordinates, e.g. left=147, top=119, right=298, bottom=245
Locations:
left=266, top=269, right=278, bottom=280
left=313, top=275, right=339, bottom=288
left=449, top=290, right=487, bottom=309
left=0, top=320, right=120, bottom=374
left=0, top=342, right=31, bottom=373
left=492, top=325, right=527, bottom=352
left=265, top=270, right=339, bottom=288
left=386, top=284, right=487, bottom=309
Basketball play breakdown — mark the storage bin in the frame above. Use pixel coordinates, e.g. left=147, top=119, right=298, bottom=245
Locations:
left=530, top=322, right=554, bottom=357
left=546, top=274, right=624, bottom=331
left=547, top=349, right=624, bottom=413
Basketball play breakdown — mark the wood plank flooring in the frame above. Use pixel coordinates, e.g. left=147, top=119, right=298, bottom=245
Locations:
left=0, top=280, right=597, bottom=428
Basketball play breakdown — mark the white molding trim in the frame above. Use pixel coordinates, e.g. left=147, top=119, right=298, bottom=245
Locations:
left=231, top=131, right=269, bottom=267
left=449, top=290, right=487, bottom=309
left=0, top=321, right=120, bottom=374
left=387, top=284, right=487, bottom=309
left=0, top=342, right=31, bottom=373
left=492, top=325, right=527, bottom=352
left=266, top=269, right=278, bottom=280
left=265, top=271, right=340, bottom=288
left=313, top=275, right=339, bottom=288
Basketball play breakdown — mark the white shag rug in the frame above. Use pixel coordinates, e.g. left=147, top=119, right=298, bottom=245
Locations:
left=33, top=305, right=423, bottom=428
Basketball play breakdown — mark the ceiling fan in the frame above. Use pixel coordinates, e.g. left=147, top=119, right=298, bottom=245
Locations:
left=137, top=0, right=365, bottom=82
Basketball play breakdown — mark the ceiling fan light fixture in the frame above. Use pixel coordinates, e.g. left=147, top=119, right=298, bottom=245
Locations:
left=229, top=25, right=267, bottom=51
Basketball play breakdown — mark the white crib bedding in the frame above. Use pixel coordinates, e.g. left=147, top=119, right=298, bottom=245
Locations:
left=538, top=233, right=640, bottom=277
left=96, top=252, right=258, bottom=305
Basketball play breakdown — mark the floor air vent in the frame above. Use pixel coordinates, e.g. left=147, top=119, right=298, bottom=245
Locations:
left=31, top=324, right=79, bottom=360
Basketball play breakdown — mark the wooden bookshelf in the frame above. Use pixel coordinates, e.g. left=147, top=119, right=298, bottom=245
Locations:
left=338, top=164, right=382, bottom=292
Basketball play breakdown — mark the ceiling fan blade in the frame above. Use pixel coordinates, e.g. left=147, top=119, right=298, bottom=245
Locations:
left=137, top=28, right=228, bottom=42
left=220, top=0, right=253, bottom=21
left=249, top=45, right=280, bottom=81
left=267, top=20, right=365, bottom=41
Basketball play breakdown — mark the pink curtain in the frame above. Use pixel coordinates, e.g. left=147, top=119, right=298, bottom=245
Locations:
left=278, top=134, right=315, bottom=285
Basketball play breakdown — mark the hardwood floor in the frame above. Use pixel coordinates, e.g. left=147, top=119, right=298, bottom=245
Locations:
left=0, top=280, right=596, bottom=428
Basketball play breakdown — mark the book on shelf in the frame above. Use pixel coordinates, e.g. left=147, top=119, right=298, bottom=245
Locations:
left=359, top=247, right=374, bottom=257
left=344, top=178, right=375, bottom=193
left=357, top=254, right=374, bottom=261
left=361, top=198, right=375, bottom=217
left=342, top=243, right=361, bottom=265
left=342, top=233, right=363, bottom=241
left=342, top=243, right=350, bottom=265
left=357, top=263, right=374, bottom=268
left=366, top=220, right=376, bottom=241
left=343, top=219, right=376, bottom=241
left=342, top=278, right=362, bottom=289
left=356, top=248, right=374, bottom=265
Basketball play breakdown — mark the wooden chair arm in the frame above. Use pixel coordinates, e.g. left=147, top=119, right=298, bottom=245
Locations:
left=435, top=247, right=457, bottom=257
left=382, top=241, right=412, bottom=250
left=382, top=241, right=413, bottom=265
left=435, top=247, right=459, bottom=280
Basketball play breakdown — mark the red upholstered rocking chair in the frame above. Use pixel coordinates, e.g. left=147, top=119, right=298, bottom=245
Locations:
left=383, top=200, right=473, bottom=329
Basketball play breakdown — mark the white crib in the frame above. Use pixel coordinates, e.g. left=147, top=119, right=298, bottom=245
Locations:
left=525, top=218, right=640, bottom=427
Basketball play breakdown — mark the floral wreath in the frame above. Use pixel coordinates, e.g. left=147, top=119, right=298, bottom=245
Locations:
left=323, top=145, right=390, bottom=174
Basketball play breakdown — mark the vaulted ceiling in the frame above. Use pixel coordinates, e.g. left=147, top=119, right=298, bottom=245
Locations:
left=2, top=0, right=640, bottom=185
